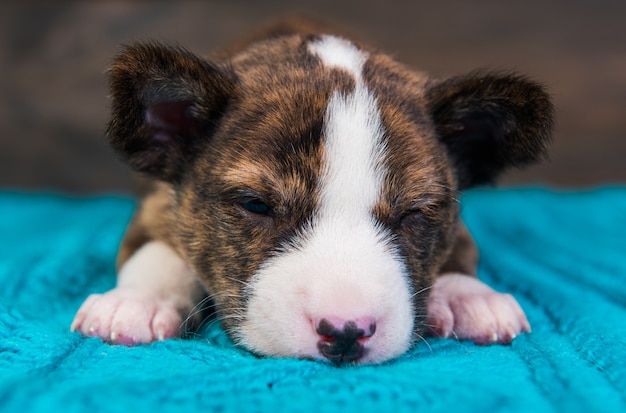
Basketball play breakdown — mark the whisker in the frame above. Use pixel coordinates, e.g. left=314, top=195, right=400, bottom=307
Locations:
left=180, top=290, right=246, bottom=334
left=224, top=275, right=253, bottom=288
left=411, top=284, right=435, bottom=299
left=413, top=333, right=433, bottom=353
left=195, top=304, right=248, bottom=335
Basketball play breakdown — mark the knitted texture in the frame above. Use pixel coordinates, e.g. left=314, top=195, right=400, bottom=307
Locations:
left=1, top=188, right=625, bottom=413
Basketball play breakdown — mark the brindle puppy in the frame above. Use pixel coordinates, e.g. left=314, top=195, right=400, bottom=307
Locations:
left=72, top=19, right=553, bottom=365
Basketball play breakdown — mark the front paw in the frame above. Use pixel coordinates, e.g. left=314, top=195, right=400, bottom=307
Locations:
left=427, top=273, right=531, bottom=344
left=70, top=288, right=183, bottom=345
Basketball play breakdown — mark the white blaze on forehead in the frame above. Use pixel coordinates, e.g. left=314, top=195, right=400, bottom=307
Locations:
left=309, top=35, right=385, bottom=218
left=321, top=85, right=386, bottom=221
left=308, top=35, right=368, bottom=81
left=238, top=36, right=414, bottom=364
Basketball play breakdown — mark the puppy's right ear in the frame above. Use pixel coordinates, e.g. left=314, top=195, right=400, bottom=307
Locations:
left=107, top=42, right=236, bottom=182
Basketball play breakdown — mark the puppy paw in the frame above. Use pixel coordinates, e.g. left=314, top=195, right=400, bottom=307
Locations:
left=427, top=273, right=531, bottom=344
left=70, top=288, right=183, bottom=345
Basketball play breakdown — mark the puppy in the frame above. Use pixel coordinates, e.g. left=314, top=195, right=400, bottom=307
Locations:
left=71, top=19, right=553, bottom=365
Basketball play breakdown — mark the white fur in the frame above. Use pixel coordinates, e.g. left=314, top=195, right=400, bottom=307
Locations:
left=427, top=273, right=531, bottom=344
left=71, top=241, right=203, bottom=344
left=321, top=85, right=386, bottom=216
left=116, top=241, right=198, bottom=301
left=308, top=35, right=368, bottom=81
left=238, top=38, right=414, bottom=364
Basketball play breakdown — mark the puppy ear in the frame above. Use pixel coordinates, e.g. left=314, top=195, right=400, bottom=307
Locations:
left=425, top=72, right=554, bottom=189
left=107, top=42, right=236, bottom=182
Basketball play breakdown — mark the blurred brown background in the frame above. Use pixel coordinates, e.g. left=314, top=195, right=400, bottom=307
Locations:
left=1, top=1, right=624, bottom=194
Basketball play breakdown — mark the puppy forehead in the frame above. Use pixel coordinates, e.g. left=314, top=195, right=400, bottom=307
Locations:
left=220, top=34, right=444, bottom=203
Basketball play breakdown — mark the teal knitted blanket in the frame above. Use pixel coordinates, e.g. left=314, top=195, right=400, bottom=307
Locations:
left=1, top=188, right=625, bottom=412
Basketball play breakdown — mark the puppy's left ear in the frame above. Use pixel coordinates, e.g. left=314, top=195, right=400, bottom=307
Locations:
left=425, top=72, right=554, bottom=189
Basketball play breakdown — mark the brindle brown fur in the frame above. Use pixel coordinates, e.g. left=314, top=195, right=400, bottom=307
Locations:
left=107, top=19, right=553, bottom=338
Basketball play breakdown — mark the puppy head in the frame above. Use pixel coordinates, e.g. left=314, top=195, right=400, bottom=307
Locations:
left=107, top=35, right=552, bottom=364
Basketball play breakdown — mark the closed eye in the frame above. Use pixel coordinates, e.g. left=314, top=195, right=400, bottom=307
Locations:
left=239, top=197, right=274, bottom=217
left=396, top=207, right=431, bottom=229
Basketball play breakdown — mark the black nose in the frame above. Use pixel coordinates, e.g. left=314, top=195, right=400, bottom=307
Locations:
left=316, top=318, right=376, bottom=364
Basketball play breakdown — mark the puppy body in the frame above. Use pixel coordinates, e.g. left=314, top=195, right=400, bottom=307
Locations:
left=72, top=20, right=552, bottom=364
